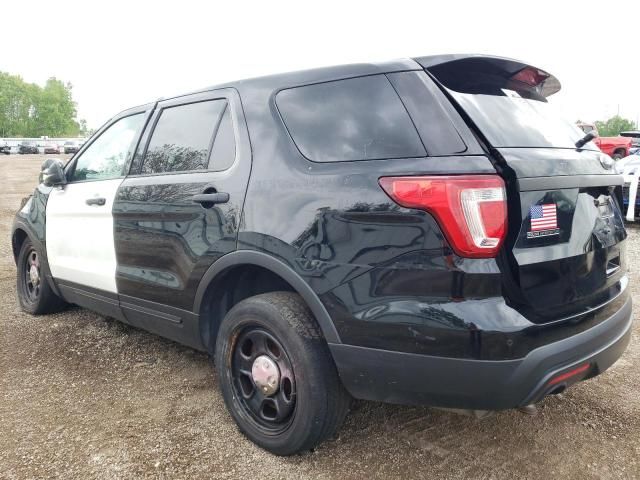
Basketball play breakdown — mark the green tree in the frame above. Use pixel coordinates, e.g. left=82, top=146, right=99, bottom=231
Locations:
left=594, top=115, right=636, bottom=137
left=31, top=78, right=79, bottom=136
left=0, top=72, right=82, bottom=137
left=0, top=72, right=37, bottom=137
left=78, top=118, right=89, bottom=136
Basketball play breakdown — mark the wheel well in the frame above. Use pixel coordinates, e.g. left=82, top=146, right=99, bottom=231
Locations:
left=199, top=264, right=296, bottom=353
left=12, top=228, right=28, bottom=264
left=614, top=148, right=626, bottom=155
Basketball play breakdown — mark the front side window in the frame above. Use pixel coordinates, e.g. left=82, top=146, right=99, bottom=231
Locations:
left=276, top=75, right=426, bottom=162
left=70, top=113, right=144, bottom=181
left=141, top=99, right=228, bottom=174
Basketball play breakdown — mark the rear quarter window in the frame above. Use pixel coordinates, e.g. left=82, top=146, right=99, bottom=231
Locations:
left=276, top=75, right=426, bottom=162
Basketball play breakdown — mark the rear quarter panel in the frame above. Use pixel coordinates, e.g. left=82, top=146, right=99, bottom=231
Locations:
left=235, top=79, right=524, bottom=359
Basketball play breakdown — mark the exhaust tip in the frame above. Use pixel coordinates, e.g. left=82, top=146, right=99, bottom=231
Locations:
left=548, top=384, right=566, bottom=396
left=517, top=404, right=538, bottom=416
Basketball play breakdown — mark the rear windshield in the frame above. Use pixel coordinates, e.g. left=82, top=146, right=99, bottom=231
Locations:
left=430, top=64, right=595, bottom=151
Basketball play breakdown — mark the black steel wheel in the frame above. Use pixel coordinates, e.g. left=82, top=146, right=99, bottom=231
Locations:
left=215, top=291, right=351, bottom=455
left=16, top=238, right=66, bottom=315
left=232, top=327, right=297, bottom=432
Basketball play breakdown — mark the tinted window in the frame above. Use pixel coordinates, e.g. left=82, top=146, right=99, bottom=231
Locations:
left=141, top=100, right=226, bottom=174
left=277, top=75, right=426, bottom=162
left=387, top=71, right=468, bottom=156
left=208, top=105, right=236, bottom=171
left=452, top=93, right=591, bottom=149
left=70, top=113, right=144, bottom=181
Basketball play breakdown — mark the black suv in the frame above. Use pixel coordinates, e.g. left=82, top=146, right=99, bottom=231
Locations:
left=12, top=55, right=632, bottom=455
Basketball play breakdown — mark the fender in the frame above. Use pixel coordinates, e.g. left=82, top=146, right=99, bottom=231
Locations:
left=193, top=250, right=342, bottom=344
left=12, top=186, right=63, bottom=299
left=12, top=218, right=62, bottom=299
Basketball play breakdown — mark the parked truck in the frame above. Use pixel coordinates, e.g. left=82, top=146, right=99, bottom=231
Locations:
left=577, top=123, right=632, bottom=159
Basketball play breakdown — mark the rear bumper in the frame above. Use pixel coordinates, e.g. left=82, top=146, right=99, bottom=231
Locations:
left=330, top=296, right=632, bottom=410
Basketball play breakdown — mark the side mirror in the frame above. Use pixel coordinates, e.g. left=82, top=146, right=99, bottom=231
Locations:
left=40, top=158, right=67, bottom=187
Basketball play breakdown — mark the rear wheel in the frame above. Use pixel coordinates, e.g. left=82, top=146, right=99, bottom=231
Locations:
left=16, top=238, right=66, bottom=314
left=215, top=291, right=351, bottom=455
left=613, top=150, right=625, bottom=160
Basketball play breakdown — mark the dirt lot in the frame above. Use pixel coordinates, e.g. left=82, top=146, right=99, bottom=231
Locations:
left=1, top=154, right=639, bottom=479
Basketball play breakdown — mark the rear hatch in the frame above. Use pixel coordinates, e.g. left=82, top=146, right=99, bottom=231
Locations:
left=417, top=55, right=627, bottom=323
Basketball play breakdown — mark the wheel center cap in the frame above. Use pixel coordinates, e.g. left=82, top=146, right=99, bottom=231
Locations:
left=251, top=355, right=280, bottom=396
left=29, top=265, right=39, bottom=284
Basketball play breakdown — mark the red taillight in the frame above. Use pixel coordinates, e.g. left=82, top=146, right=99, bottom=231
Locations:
left=378, top=175, right=507, bottom=258
left=511, top=67, right=550, bottom=88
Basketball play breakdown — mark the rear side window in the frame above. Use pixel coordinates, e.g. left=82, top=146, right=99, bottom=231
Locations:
left=277, top=75, right=426, bottom=162
left=141, top=100, right=227, bottom=174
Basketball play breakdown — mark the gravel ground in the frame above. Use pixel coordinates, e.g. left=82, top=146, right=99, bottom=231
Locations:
left=1, top=154, right=639, bottom=479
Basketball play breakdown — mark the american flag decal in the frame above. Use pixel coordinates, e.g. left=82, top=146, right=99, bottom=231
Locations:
left=530, top=204, right=557, bottom=231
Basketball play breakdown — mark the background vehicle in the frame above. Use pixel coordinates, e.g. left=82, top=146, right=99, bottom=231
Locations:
left=44, top=143, right=60, bottom=154
left=63, top=141, right=80, bottom=154
left=620, top=131, right=640, bottom=155
left=17, top=142, right=39, bottom=154
left=616, top=154, right=640, bottom=218
left=12, top=55, right=632, bottom=456
left=577, top=123, right=632, bottom=159
left=0, top=142, right=10, bottom=155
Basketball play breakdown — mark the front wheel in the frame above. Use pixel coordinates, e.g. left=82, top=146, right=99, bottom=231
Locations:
left=215, top=292, right=351, bottom=455
left=16, top=238, right=66, bottom=314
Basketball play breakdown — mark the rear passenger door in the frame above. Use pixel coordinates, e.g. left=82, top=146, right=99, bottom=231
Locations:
left=113, top=89, right=251, bottom=343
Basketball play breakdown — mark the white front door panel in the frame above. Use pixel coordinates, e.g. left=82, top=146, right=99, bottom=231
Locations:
left=46, top=179, right=123, bottom=293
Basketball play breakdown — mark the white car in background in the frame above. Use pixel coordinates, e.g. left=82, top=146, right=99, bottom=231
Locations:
left=616, top=155, right=640, bottom=220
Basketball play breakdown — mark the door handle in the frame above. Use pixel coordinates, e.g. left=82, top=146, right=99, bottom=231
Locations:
left=86, top=197, right=106, bottom=206
left=192, top=192, right=230, bottom=206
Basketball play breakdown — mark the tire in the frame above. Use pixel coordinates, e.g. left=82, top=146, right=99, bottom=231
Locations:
left=215, top=291, right=351, bottom=455
left=16, top=238, right=66, bottom=315
left=613, top=151, right=625, bottom=160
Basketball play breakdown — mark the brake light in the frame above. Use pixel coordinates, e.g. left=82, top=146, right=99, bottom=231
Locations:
left=511, top=67, right=550, bottom=88
left=379, top=175, right=507, bottom=258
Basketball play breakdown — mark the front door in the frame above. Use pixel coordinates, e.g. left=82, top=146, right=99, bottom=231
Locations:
left=45, top=111, right=148, bottom=310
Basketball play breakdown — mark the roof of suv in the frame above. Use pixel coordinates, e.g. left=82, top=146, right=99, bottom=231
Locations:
left=166, top=57, right=422, bottom=102
left=171, top=53, right=559, bottom=100
left=111, top=54, right=559, bottom=121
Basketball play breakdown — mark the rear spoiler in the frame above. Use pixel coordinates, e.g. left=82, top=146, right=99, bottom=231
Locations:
left=413, top=54, right=561, bottom=98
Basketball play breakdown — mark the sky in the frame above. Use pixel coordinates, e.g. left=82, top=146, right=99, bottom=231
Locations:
left=3, top=0, right=640, bottom=130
